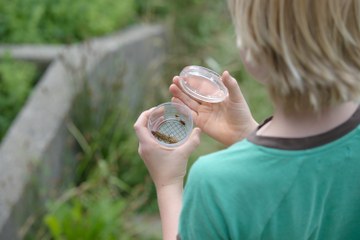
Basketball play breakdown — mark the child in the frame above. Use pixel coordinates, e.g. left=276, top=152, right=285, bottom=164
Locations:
left=134, top=0, right=360, bottom=239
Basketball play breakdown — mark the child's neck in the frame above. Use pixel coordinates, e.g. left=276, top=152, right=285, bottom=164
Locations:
left=257, top=101, right=358, bottom=138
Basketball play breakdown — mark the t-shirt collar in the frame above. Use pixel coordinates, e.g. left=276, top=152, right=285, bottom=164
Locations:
left=247, top=105, right=360, bottom=150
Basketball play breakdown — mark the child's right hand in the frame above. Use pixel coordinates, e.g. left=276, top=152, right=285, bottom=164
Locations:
left=170, top=71, right=258, bottom=146
left=134, top=108, right=201, bottom=188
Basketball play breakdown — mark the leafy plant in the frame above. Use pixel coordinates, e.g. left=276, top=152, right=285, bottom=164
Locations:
left=25, top=158, right=141, bottom=240
left=33, top=78, right=160, bottom=239
left=25, top=71, right=160, bottom=239
left=44, top=191, right=129, bottom=240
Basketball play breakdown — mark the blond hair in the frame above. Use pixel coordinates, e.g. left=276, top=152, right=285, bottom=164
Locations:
left=228, top=0, right=360, bottom=113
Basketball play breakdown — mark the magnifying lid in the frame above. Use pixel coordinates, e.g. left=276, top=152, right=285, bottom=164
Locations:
left=179, top=65, right=228, bottom=103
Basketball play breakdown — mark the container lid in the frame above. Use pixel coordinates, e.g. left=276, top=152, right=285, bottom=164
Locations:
left=179, top=65, right=228, bottom=103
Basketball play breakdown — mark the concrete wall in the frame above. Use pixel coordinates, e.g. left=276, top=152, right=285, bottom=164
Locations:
left=0, top=24, right=166, bottom=239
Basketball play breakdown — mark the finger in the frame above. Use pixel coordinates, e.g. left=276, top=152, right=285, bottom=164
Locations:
left=171, top=97, right=199, bottom=124
left=170, top=77, right=201, bottom=111
left=172, top=76, right=182, bottom=88
left=179, top=127, right=201, bottom=154
left=134, top=108, right=155, bottom=141
left=172, top=76, right=201, bottom=105
left=221, top=71, right=246, bottom=103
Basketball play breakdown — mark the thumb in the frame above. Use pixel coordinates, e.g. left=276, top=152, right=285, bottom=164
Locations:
left=134, top=107, right=156, bottom=143
left=179, top=127, right=201, bottom=154
left=222, top=71, right=245, bottom=103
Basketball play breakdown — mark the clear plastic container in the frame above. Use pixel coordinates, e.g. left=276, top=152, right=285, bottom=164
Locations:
left=179, top=65, right=228, bottom=103
left=147, top=102, right=193, bottom=148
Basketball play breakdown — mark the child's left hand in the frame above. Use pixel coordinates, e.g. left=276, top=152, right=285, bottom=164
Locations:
left=134, top=108, right=201, bottom=188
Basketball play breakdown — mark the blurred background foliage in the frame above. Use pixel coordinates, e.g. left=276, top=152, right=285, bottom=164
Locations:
left=0, top=0, right=136, bottom=43
left=0, top=0, right=272, bottom=239
left=0, top=55, right=38, bottom=140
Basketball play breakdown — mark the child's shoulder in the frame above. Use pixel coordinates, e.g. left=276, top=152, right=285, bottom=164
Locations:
left=187, top=139, right=300, bottom=188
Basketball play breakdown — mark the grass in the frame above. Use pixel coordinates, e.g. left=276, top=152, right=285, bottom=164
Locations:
left=0, top=55, right=39, bottom=141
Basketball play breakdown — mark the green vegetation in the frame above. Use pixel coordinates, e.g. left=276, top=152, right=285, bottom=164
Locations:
left=25, top=79, right=160, bottom=240
left=43, top=183, right=132, bottom=240
left=0, top=0, right=136, bottom=43
left=0, top=0, right=136, bottom=139
left=0, top=55, right=38, bottom=140
left=38, top=159, right=147, bottom=240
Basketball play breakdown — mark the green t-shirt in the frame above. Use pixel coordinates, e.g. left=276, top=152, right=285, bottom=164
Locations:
left=179, top=106, right=360, bottom=240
